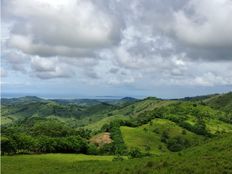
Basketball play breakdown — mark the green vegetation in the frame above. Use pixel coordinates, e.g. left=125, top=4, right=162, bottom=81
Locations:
left=1, top=92, right=232, bottom=173
left=121, top=118, right=203, bottom=154
left=2, top=134, right=232, bottom=174
left=205, top=92, right=232, bottom=112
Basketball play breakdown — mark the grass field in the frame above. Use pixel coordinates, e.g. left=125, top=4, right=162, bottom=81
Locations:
left=120, top=126, right=168, bottom=154
left=1, top=154, right=114, bottom=174
left=120, top=118, right=204, bottom=154
left=2, top=134, right=232, bottom=174
left=205, top=119, right=232, bottom=134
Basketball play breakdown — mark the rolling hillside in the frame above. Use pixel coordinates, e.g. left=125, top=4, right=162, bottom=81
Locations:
left=204, top=92, right=232, bottom=112
left=1, top=92, right=232, bottom=174
left=121, top=118, right=204, bottom=154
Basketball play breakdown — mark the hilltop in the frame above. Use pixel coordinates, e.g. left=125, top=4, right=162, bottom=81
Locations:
left=1, top=91, right=232, bottom=174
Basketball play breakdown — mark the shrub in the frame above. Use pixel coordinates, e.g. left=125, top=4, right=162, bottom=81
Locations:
left=128, top=148, right=143, bottom=159
left=146, top=161, right=155, bottom=168
left=161, top=130, right=169, bottom=143
left=153, top=128, right=160, bottom=134
left=167, top=136, right=190, bottom=152
left=158, top=144, right=163, bottom=150
left=87, top=144, right=98, bottom=155
left=182, top=130, right=187, bottom=135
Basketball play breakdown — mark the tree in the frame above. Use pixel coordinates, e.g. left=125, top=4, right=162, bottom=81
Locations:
left=14, top=133, right=35, bottom=153
left=167, top=136, right=190, bottom=152
left=128, top=148, right=143, bottom=159
left=1, top=136, right=17, bottom=155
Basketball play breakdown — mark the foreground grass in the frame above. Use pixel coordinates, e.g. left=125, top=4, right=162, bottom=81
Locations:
left=2, top=134, right=232, bottom=174
left=1, top=154, right=114, bottom=174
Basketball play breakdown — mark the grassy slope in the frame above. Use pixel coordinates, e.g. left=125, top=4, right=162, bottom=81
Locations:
left=84, top=115, right=129, bottom=131
left=84, top=99, right=175, bottom=132
left=0, top=101, right=116, bottom=127
left=2, top=134, right=232, bottom=174
left=111, top=99, right=175, bottom=117
left=121, top=118, right=204, bottom=154
left=204, top=92, right=232, bottom=112
left=206, top=118, right=232, bottom=134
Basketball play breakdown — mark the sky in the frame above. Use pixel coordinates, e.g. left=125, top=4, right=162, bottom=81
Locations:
left=1, top=0, right=232, bottom=99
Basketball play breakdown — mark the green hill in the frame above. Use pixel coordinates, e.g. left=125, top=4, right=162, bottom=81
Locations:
left=1, top=92, right=232, bottom=174
left=110, top=98, right=175, bottom=117
left=83, top=98, right=175, bottom=131
left=1, top=99, right=117, bottom=126
left=121, top=118, right=204, bottom=154
left=204, top=92, right=232, bottom=112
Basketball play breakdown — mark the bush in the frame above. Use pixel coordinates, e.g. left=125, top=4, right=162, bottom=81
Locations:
left=146, top=161, right=155, bottom=168
left=182, top=130, right=187, bottom=135
left=153, top=128, right=160, bottom=134
left=161, top=130, right=169, bottom=143
left=87, top=144, right=98, bottom=155
left=128, top=148, right=143, bottom=159
left=167, top=136, right=190, bottom=152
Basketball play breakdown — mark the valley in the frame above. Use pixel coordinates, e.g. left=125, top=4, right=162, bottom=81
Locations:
left=1, top=92, right=232, bottom=174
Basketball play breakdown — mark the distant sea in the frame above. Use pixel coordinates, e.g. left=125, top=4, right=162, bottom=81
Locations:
left=1, top=92, right=145, bottom=100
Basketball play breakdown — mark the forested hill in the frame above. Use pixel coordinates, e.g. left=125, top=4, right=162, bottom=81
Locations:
left=1, top=92, right=232, bottom=173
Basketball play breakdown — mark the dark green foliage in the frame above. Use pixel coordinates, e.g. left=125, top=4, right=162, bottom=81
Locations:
left=101, top=121, right=127, bottom=155
left=87, top=144, right=99, bottom=155
left=128, top=148, right=143, bottom=159
left=30, top=119, right=75, bottom=137
left=99, top=143, right=114, bottom=154
left=1, top=136, right=17, bottom=155
left=13, top=133, right=35, bottom=153
left=161, top=130, right=169, bottom=143
left=76, top=128, right=92, bottom=139
left=32, top=135, right=87, bottom=153
left=1, top=118, right=90, bottom=154
left=146, top=161, right=155, bottom=168
left=153, top=128, right=160, bottom=134
left=167, top=136, right=190, bottom=152
left=182, top=129, right=187, bottom=135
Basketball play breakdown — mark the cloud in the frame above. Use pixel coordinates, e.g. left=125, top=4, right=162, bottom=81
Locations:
left=2, top=0, right=232, bottom=90
left=172, top=0, right=232, bottom=60
left=30, top=57, right=74, bottom=79
left=174, top=0, right=232, bottom=48
left=2, top=50, right=29, bottom=72
left=0, top=68, right=8, bottom=78
left=4, top=0, right=122, bottom=57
